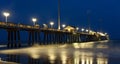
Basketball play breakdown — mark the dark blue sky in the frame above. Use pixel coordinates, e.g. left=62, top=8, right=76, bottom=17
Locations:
left=0, top=0, right=120, bottom=39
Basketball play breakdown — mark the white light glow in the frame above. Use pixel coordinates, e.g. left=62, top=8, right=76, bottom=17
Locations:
left=3, top=12, right=10, bottom=23
left=81, top=28, right=85, bottom=31
left=61, top=51, right=67, bottom=64
left=97, top=32, right=106, bottom=36
left=62, top=24, right=66, bottom=28
left=3, top=12, right=10, bottom=17
left=50, top=22, right=54, bottom=26
left=105, top=33, right=107, bottom=35
left=76, top=27, right=79, bottom=30
left=86, top=29, right=89, bottom=32
left=32, top=18, right=37, bottom=22
left=90, top=30, right=92, bottom=32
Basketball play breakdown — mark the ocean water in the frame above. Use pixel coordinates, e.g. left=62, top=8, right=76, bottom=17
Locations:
left=0, top=40, right=120, bottom=64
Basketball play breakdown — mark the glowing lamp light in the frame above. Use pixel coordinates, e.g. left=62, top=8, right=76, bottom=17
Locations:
left=32, top=18, right=37, bottom=22
left=3, top=12, right=10, bottom=23
left=99, top=32, right=105, bottom=36
left=43, top=24, right=46, bottom=26
left=97, top=32, right=106, bottom=36
left=97, top=32, right=100, bottom=34
left=86, top=29, right=89, bottom=32
left=90, top=30, right=92, bottom=32
left=105, top=33, right=107, bottom=35
left=32, top=18, right=37, bottom=25
left=50, top=21, right=54, bottom=28
left=62, top=24, right=66, bottom=28
left=50, top=22, right=54, bottom=25
left=68, top=29, right=71, bottom=32
left=3, top=12, right=10, bottom=17
left=81, top=28, right=85, bottom=31
left=76, top=27, right=79, bottom=31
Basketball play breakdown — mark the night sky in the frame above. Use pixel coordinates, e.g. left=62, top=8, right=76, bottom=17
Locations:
left=0, top=0, right=120, bottom=40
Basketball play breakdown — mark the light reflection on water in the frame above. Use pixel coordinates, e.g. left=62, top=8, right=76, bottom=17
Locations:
left=0, top=40, right=120, bottom=64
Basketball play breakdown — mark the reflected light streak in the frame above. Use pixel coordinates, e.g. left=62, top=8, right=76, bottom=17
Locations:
left=97, top=58, right=108, bottom=64
left=79, top=51, right=94, bottom=64
left=99, top=40, right=109, bottom=43
left=86, top=57, right=93, bottom=64
left=31, top=53, right=40, bottom=59
left=81, top=52, right=86, bottom=64
left=59, top=44, right=68, bottom=48
left=97, top=53, right=108, bottom=64
left=73, top=42, right=94, bottom=49
left=86, top=58, right=89, bottom=64
left=74, top=51, right=80, bottom=64
left=90, top=58, right=93, bottom=64
left=60, top=50, right=67, bottom=64
left=48, top=49, right=56, bottom=64
left=73, top=43, right=80, bottom=48
left=0, top=44, right=109, bottom=64
left=81, top=58, right=85, bottom=64
left=29, top=49, right=40, bottom=59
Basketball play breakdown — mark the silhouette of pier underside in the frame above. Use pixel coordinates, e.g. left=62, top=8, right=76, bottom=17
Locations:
left=0, top=21, right=108, bottom=48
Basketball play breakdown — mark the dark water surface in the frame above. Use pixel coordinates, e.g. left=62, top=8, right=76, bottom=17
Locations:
left=0, top=40, right=120, bottom=64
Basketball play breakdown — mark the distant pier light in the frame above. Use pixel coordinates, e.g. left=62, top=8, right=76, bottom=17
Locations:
left=3, top=12, right=10, bottom=23
left=99, top=32, right=106, bottom=36
left=62, top=24, right=66, bottom=28
left=97, top=32, right=100, bottom=34
left=89, top=30, right=92, bottom=32
left=89, top=30, right=92, bottom=34
left=76, top=27, right=79, bottom=31
left=105, top=33, right=107, bottom=35
left=50, top=21, right=54, bottom=28
left=81, top=28, right=85, bottom=32
left=32, top=18, right=37, bottom=25
left=89, top=30, right=96, bottom=35
left=97, top=32, right=107, bottom=36
left=43, top=24, right=48, bottom=29
left=86, top=29, right=89, bottom=32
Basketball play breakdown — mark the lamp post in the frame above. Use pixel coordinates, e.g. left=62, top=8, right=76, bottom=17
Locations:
left=50, top=21, right=54, bottom=28
left=32, top=18, right=37, bottom=26
left=3, top=12, right=10, bottom=23
left=87, top=10, right=91, bottom=33
left=58, top=0, right=61, bottom=30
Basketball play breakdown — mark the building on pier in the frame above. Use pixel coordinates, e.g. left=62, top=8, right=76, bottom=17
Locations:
left=64, top=26, right=75, bottom=32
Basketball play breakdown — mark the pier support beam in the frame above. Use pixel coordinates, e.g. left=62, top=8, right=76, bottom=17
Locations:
left=7, top=30, right=21, bottom=48
left=28, top=31, right=41, bottom=45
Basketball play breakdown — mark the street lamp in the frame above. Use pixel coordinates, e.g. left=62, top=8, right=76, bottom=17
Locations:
left=62, top=24, right=66, bottom=28
left=50, top=21, right=54, bottom=28
left=3, top=12, right=10, bottom=23
left=32, top=18, right=37, bottom=25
